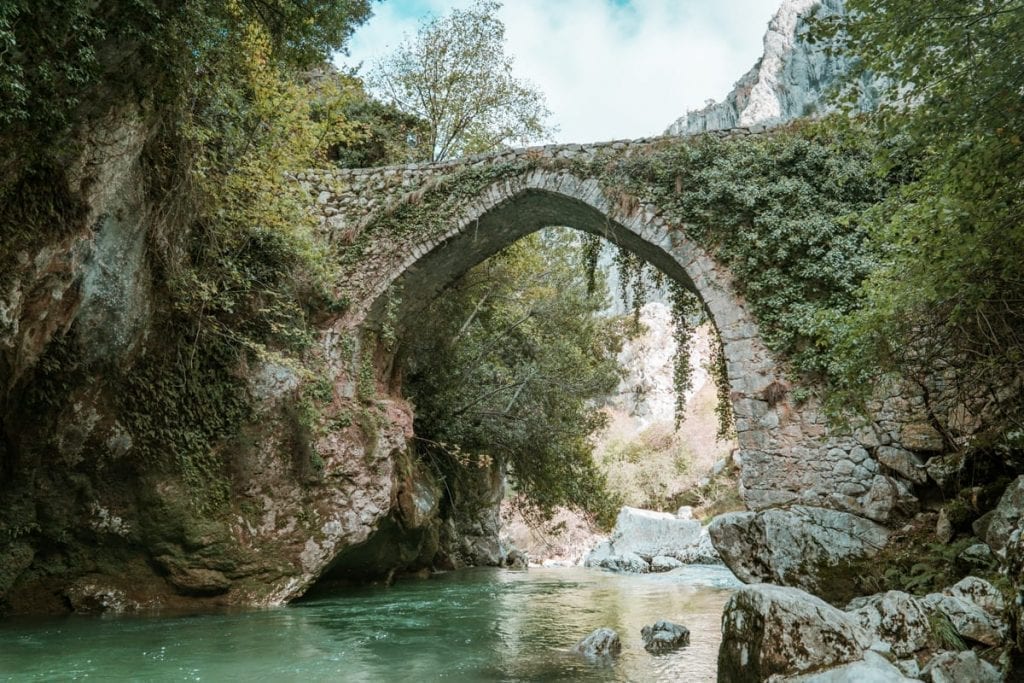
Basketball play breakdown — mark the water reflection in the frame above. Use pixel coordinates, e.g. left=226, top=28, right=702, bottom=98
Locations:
left=0, top=566, right=739, bottom=682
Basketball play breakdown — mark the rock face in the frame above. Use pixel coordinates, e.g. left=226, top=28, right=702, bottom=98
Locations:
left=572, top=628, right=622, bottom=659
left=667, top=0, right=880, bottom=135
left=985, top=474, right=1024, bottom=557
left=717, top=584, right=873, bottom=682
left=707, top=506, right=889, bottom=595
left=584, top=506, right=720, bottom=572
left=641, top=620, right=690, bottom=653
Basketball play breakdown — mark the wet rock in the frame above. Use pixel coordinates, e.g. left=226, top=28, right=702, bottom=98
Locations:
left=708, top=506, right=889, bottom=595
left=778, top=650, right=915, bottom=682
left=503, top=548, right=528, bottom=570
left=847, top=590, right=930, bottom=657
left=65, top=579, right=135, bottom=614
left=650, top=555, right=683, bottom=572
left=601, top=551, right=650, bottom=574
left=920, top=650, right=1001, bottom=683
left=572, top=628, right=621, bottom=659
left=718, top=584, right=873, bottom=682
left=159, top=560, right=231, bottom=596
left=984, top=475, right=1024, bottom=557
left=640, top=620, right=690, bottom=653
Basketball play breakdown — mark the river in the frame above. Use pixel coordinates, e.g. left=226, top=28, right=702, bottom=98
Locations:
left=0, top=565, right=740, bottom=681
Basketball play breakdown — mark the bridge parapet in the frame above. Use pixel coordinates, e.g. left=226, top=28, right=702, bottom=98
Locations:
left=295, top=126, right=770, bottom=242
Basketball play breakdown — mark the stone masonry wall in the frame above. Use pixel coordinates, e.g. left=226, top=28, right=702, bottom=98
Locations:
left=300, top=129, right=938, bottom=526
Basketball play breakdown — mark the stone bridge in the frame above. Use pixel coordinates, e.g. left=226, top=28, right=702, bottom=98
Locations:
left=297, top=128, right=924, bottom=525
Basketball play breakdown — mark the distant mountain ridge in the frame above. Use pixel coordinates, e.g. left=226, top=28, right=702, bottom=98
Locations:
left=667, top=0, right=878, bottom=134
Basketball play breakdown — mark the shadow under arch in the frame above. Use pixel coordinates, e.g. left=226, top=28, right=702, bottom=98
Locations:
left=358, top=169, right=780, bottom=405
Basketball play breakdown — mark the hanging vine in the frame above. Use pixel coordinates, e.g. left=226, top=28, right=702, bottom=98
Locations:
left=669, top=282, right=702, bottom=428
left=707, top=335, right=735, bottom=439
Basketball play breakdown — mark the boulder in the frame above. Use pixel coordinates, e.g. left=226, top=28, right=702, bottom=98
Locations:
left=605, top=506, right=702, bottom=558
left=945, top=576, right=1005, bottom=617
left=571, top=628, right=621, bottom=659
left=972, top=510, right=996, bottom=539
left=583, top=506, right=719, bottom=571
left=984, top=475, right=1024, bottom=557
left=925, top=453, right=964, bottom=492
left=640, top=620, right=690, bottom=653
left=503, top=548, right=528, bottom=570
left=920, top=650, right=1001, bottom=683
left=778, top=650, right=915, bottom=682
left=922, top=593, right=1006, bottom=647
left=956, top=543, right=994, bottom=572
left=935, top=508, right=954, bottom=544
left=861, top=475, right=919, bottom=524
left=847, top=590, right=931, bottom=657
left=650, top=555, right=683, bottom=572
left=717, top=584, right=873, bottom=682
left=876, top=446, right=928, bottom=485
left=708, top=506, right=889, bottom=595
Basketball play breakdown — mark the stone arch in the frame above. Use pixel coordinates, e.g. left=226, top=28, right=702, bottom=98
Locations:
left=345, top=168, right=883, bottom=517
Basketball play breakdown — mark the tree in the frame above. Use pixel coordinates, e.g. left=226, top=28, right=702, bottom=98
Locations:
left=368, top=0, right=554, bottom=162
left=402, top=229, right=623, bottom=523
left=818, top=2, right=1024, bottom=435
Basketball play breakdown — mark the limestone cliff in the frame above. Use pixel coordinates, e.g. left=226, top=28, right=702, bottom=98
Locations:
left=0, top=106, right=461, bottom=615
left=666, top=0, right=880, bottom=134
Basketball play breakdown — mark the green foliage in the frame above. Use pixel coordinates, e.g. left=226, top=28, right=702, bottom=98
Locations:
left=612, top=127, right=888, bottom=381
left=816, top=1, right=1024, bottom=425
left=3, top=1, right=374, bottom=508
left=0, top=0, right=372, bottom=188
left=929, top=611, right=969, bottom=652
left=368, top=0, right=554, bottom=161
left=669, top=283, right=702, bottom=428
left=403, top=229, right=622, bottom=522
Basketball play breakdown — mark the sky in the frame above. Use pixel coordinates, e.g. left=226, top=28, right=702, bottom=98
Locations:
left=336, top=0, right=784, bottom=144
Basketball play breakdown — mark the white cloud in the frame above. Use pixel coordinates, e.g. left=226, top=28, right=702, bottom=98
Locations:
left=337, top=0, right=783, bottom=143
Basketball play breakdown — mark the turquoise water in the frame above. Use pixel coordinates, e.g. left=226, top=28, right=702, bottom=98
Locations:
left=0, top=565, right=740, bottom=682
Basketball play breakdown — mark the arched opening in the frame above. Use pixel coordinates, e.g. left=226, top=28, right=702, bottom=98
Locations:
left=351, top=170, right=786, bottom=478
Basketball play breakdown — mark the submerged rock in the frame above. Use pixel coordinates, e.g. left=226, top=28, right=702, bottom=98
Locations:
left=650, top=555, right=683, bottom=572
left=571, top=628, right=622, bottom=660
left=707, top=506, right=889, bottom=596
left=718, top=584, right=873, bottom=682
left=640, top=620, right=690, bottom=653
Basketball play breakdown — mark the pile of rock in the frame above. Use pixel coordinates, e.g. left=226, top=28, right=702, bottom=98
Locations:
left=583, top=506, right=720, bottom=573
left=717, top=579, right=1005, bottom=682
